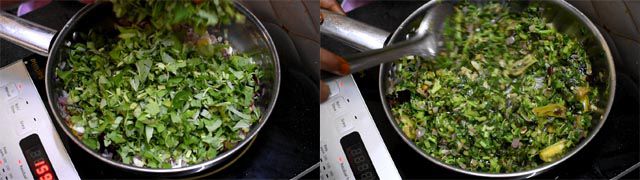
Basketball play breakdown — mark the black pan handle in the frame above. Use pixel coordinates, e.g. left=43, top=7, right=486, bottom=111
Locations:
left=0, top=11, right=57, bottom=56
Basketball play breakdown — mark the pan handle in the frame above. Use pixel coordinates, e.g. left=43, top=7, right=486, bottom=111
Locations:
left=0, top=11, right=56, bottom=56
left=320, top=9, right=389, bottom=51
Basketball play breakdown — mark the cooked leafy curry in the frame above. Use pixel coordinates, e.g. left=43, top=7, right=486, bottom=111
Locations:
left=56, top=0, right=262, bottom=168
left=388, top=2, right=599, bottom=173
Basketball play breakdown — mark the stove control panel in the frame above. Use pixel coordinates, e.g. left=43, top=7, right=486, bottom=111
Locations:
left=0, top=61, right=80, bottom=180
left=320, top=75, right=400, bottom=180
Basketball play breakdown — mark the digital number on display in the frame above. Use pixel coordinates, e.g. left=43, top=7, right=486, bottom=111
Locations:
left=19, top=134, right=57, bottom=180
left=340, top=132, right=379, bottom=180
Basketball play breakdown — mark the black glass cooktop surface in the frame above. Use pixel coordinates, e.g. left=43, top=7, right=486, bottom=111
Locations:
left=322, top=0, right=639, bottom=179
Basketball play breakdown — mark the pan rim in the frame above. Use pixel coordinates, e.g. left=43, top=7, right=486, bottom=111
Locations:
left=44, top=1, right=281, bottom=174
left=377, top=0, right=616, bottom=178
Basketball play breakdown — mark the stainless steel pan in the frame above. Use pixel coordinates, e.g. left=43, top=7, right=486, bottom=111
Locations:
left=321, top=0, right=615, bottom=178
left=0, top=1, right=280, bottom=175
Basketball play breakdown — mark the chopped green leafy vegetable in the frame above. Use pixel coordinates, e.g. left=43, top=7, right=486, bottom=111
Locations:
left=57, top=0, right=263, bottom=168
left=389, top=2, right=598, bottom=173
left=110, top=0, right=244, bottom=33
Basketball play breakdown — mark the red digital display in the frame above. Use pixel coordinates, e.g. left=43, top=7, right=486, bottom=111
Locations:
left=34, top=160, right=54, bottom=180
left=20, top=134, right=58, bottom=180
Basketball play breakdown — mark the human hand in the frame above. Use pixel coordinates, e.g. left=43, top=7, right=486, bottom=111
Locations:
left=320, top=48, right=350, bottom=102
left=319, top=0, right=349, bottom=103
left=320, top=0, right=345, bottom=15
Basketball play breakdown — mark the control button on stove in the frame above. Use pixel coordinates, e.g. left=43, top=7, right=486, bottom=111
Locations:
left=14, top=83, right=24, bottom=92
left=335, top=115, right=353, bottom=134
left=0, top=83, right=18, bottom=101
left=322, top=143, right=328, bottom=153
left=14, top=117, right=35, bottom=136
left=9, top=99, right=27, bottom=114
left=328, top=80, right=339, bottom=97
left=328, top=96, right=346, bottom=115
